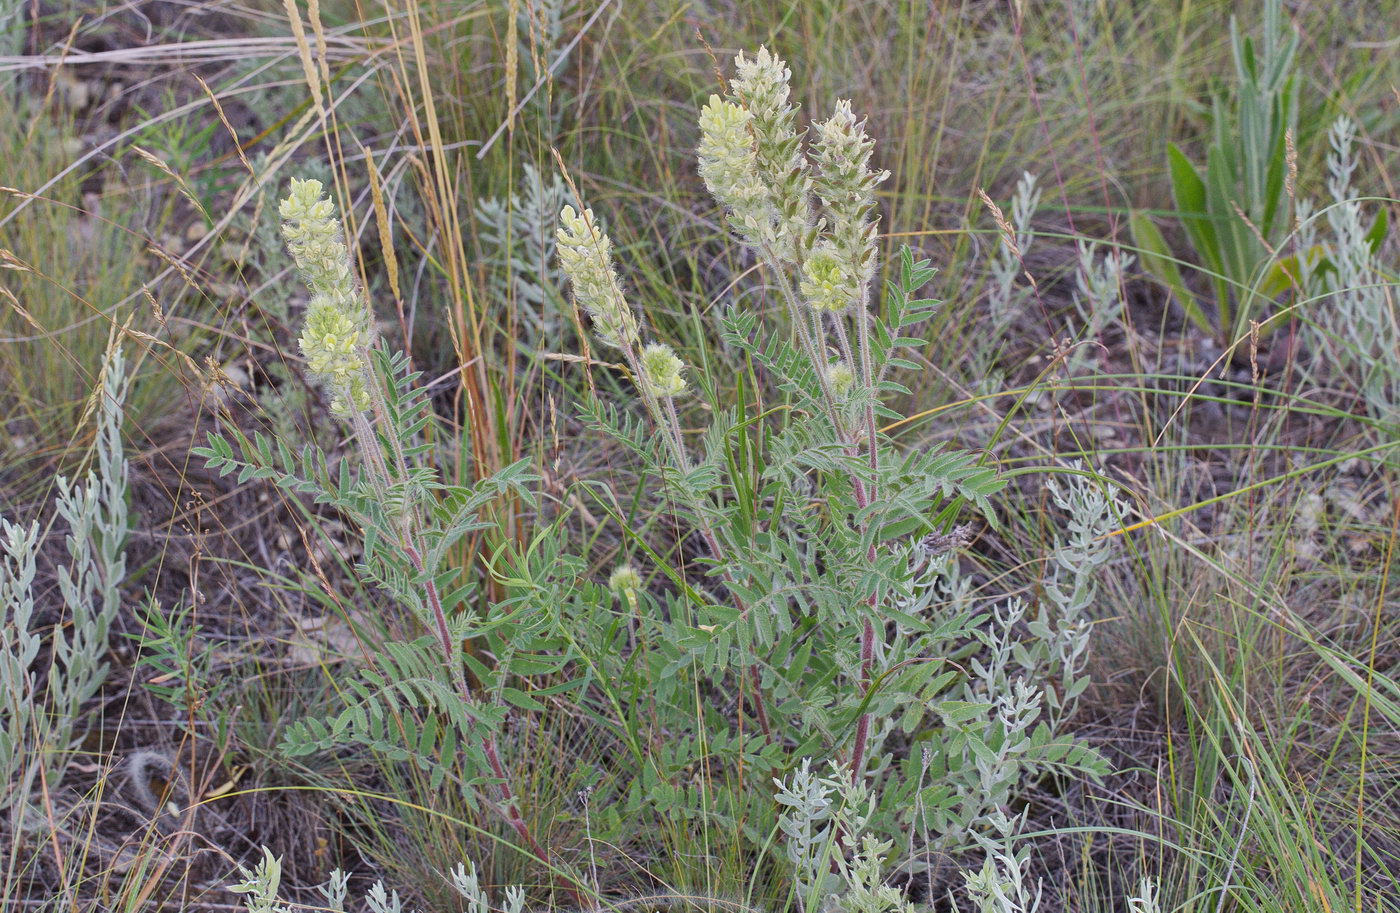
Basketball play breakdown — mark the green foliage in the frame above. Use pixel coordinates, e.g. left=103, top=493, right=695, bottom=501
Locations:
left=203, top=42, right=1122, bottom=912
left=198, top=180, right=590, bottom=897
left=1135, top=0, right=1299, bottom=343
left=560, top=49, right=1108, bottom=877
left=196, top=345, right=549, bottom=790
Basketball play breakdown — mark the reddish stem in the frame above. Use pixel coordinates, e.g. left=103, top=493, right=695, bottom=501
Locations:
left=848, top=616, right=876, bottom=779
left=402, top=543, right=590, bottom=908
left=749, top=664, right=772, bottom=738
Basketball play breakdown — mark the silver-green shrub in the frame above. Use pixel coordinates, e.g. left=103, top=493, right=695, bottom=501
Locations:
left=1302, top=116, right=1395, bottom=423
left=988, top=172, right=1040, bottom=323
left=2, top=344, right=130, bottom=834
left=229, top=846, right=532, bottom=913
left=0, top=519, right=42, bottom=812
left=961, top=811, right=1043, bottom=913
left=1067, top=241, right=1132, bottom=373
left=1038, top=466, right=1123, bottom=728
left=775, top=761, right=912, bottom=913
left=476, top=163, right=569, bottom=346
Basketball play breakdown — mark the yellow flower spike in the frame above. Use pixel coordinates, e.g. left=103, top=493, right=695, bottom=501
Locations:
left=279, top=179, right=377, bottom=417
left=697, top=96, right=779, bottom=251
left=556, top=205, right=640, bottom=350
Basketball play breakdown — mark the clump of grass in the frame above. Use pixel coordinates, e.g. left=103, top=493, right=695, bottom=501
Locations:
left=0, top=109, right=188, bottom=487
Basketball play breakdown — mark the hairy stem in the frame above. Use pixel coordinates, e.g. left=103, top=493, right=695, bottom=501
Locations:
left=848, top=279, right=882, bottom=783
left=853, top=288, right=879, bottom=500
left=848, top=616, right=877, bottom=779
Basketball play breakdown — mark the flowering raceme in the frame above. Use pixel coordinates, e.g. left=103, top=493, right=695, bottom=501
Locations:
left=697, top=96, right=778, bottom=251
left=811, top=100, right=889, bottom=291
left=280, top=178, right=358, bottom=300
left=556, top=205, right=640, bottom=350
left=279, top=178, right=374, bottom=416
left=300, top=295, right=370, bottom=414
left=730, top=47, right=813, bottom=262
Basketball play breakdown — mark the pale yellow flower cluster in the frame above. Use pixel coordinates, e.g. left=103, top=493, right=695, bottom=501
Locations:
left=811, top=100, right=889, bottom=295
left=696, top=48, right=889, bottom=316
left=640, top=343, right=687, bottom=399
left=826, top=360, right=855, bottom=397
left=280, top=178, right=373, bottom=416
left=300, top=295, right=370, bottom=414
left=556, top=205, right=641, bottom=350
left=280, top=178, right=357, bottom=299
left=607, top=564, right=643, bottom=598
left=730, top=47, right=813, bottom=264
left=557, top=205, right=693, bottom=404
left=697, top=96, right=778, bottom=252
left=800, top=247, right=853, bottom=314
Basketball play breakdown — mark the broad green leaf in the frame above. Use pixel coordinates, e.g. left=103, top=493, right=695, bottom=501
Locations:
left=1129, top=210, right=1213, bottom=335
left=935, top=700, right=992, bottom=724
left=1168, top=143, right=1217, bottom=269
